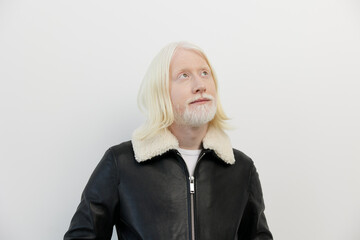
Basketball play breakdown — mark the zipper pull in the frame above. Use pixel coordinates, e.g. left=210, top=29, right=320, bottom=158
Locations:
left=189, top=176, right=195, bottom=194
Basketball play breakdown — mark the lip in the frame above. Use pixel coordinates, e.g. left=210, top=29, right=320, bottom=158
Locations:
left=190, top=98, right=211, bottom=104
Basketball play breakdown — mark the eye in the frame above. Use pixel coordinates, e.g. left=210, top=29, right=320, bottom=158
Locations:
left=201, top=70, right=209, bottom=77
left=178, top=73, right=189, bottom=79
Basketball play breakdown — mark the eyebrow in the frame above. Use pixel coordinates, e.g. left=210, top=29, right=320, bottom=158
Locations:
left=173, top=66, right=211, bottom=74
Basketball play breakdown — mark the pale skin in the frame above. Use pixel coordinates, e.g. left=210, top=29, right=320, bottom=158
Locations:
left=169, top=122, right=208, bottom=150
left=168, top=48, right=217, bottom=150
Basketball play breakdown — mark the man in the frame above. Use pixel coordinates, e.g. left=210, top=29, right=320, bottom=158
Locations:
left=64, top=42, right=273, bottom=240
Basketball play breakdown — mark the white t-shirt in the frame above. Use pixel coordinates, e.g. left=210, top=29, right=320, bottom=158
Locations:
left=177, top=148, right=201, bottom=176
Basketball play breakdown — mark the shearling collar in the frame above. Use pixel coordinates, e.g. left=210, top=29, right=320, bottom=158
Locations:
left=131, top=126, right=235, bottom=164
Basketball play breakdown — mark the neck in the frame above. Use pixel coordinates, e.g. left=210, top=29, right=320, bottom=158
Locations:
left=169, top=123, right=208, bottom=150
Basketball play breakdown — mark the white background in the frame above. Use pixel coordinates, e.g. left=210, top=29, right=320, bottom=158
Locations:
left=1, top=0, right=359, bottom=239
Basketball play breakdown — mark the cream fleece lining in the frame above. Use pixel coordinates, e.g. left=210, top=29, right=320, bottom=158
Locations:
left=131, top=126, right=235, bottom=164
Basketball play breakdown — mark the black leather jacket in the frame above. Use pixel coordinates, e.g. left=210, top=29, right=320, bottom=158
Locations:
left=64, top=139, right=272, bottom=240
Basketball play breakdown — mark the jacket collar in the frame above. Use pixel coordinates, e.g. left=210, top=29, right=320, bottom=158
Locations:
left=131, top=125, right=235, bottom=164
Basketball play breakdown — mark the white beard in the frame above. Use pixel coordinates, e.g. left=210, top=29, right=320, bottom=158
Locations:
left=174, top=95, right=217, bottom=127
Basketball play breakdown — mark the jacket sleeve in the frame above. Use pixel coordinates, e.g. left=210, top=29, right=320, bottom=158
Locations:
left=64, top=148, right=120, bottom=240
left=238, top=163, right=273, bottom=240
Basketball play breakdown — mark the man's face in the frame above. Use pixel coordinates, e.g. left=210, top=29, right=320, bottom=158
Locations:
left=169, top=48, right=217, bottom=127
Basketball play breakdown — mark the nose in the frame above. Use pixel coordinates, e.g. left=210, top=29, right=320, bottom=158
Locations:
left=192, top=76, right=206, bottom=94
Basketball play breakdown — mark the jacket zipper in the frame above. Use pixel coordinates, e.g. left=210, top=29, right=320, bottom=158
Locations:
left=177, top=151, right=206, bottom=240
left=189, top=152, right=206, bottom=240
left=189, top=176, right=195, bottom=240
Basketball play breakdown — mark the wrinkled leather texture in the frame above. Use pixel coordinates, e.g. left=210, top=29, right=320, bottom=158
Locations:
left=64, top=141, right=273, bottom=240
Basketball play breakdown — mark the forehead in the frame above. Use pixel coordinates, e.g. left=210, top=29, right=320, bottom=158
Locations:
left=170, top=48, right=210, bottom=72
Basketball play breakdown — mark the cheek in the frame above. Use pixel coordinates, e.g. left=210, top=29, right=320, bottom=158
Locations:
left=170, top=88, right=181, bottom=107
left=208, top=81, right=216, bottom=95
left=170, top=89, right=188, bottom=113
left=169, top=83, right=175, bottom=103
left=170, top=83, right=184, bottom=102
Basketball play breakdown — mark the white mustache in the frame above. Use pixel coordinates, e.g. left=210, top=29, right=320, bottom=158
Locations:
left=186, top=94, right=215, bottom=104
